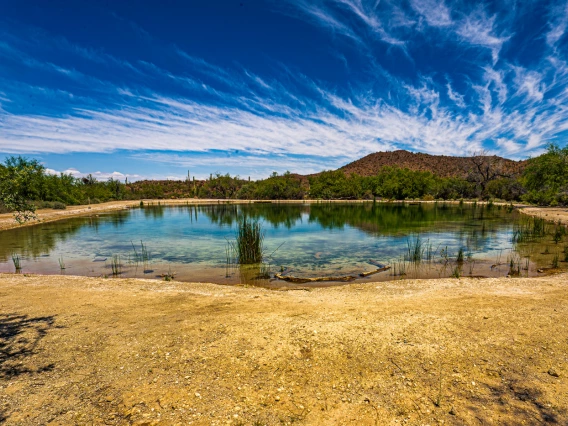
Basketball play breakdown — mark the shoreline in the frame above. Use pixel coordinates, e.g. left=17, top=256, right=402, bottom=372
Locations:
left=2, top=198, right=562, bottom=232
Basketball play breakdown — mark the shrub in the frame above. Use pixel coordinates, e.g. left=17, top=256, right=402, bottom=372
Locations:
left=52, top=201, right=66, bottom=210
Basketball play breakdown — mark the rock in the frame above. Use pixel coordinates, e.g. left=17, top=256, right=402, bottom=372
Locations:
left=548, top=368, right=560, bottom=377
left=449, top=406, right=456, bottom=415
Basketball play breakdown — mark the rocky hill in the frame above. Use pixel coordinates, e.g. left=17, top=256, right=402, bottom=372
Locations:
left=339, top=150, right=527, bottom=178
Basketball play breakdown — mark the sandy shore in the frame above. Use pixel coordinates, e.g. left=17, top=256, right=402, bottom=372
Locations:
left=1, top=272, right=567, bottom=425
left=519, top=206, right=568, bottom=226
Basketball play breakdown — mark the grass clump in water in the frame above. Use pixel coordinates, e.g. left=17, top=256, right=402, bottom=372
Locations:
left=58, top=256, right=66, bottom=271
left=456, top=247, right=465, bottom=264
left=513, top=217, right=547, bottom=243
left=406, top=235, right=425, bottom=264
left=234, top=218, right=264, bottom=264
left=11, top=253, right=22, bottom=273
left=553, top=223, right=566, bottom=244
left=110, top=255, right=122, bottom=276
left=552, top=252, right=560, bottom=269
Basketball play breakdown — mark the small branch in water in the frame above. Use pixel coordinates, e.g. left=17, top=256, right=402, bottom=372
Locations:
left=274, top=273, right=357, bottom=283
left=359, top=266, right=391, bottom=277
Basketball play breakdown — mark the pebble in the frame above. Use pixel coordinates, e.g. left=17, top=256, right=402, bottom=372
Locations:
left=548, top=368, right=560, bottom=377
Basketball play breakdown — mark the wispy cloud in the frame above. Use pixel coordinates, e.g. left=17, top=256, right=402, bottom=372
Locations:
left=455, top=7, right=510, bottom=64
left=410, top=0, right=453, bottom=28
left=1, top=1, right=568, bottom=178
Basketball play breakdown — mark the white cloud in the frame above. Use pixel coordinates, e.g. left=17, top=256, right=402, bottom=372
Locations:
left=410, top=0, right=453, bottom=27
left=446, top=81, right=466, bottom=108
left=46, top=167, right=143, bottom=181
left=456, top=8, right=510, bottom=64
left=546, top=2, right=568, bottom=47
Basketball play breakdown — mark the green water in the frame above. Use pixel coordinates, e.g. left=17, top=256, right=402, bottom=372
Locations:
left=0, top=202, right=565, bottom=286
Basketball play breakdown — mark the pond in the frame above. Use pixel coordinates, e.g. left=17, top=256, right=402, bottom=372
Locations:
left=0, top=202, right=566, bottom=287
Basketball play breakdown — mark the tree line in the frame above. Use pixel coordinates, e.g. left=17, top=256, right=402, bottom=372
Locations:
left=1, top=144, right=567, bottom=222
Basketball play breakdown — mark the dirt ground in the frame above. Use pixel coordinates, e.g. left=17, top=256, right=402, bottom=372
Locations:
left=1, top=272, right=567, bottom=425
left=520, top=207, right=568, bottom=226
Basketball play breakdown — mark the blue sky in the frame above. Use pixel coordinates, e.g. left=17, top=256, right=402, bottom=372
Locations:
left=1, top=0, right=568, bottom=181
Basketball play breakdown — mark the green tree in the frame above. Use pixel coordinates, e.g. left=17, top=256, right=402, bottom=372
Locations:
left=522, top=144, right=568, bottom=206
left=0, top=156, right=44, bottom=223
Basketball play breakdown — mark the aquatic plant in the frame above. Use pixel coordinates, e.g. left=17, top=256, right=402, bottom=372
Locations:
left=391, top=257, right=407, bottom=277
left=552, top=253, right=560, bottom=269
left=111, top=255, right=121, bottom=276
left=440, top=246, right=449, bottom=264
left=163, top=266, right=175, bottom=281
left=11, top=253, right=21, bottom=272
left=456, top=247, right=464, bottom=264
left=467, top=259, right=475, bottom=275
left=131, top=240, right=150, bottom=266
left=234, top=218, right=264, bottom=264
left=507, top=253, right=521, bottom=276
left=553, top=223, right=566, bottom=244
left=58, top=256, right=66, bottom=270
left=451, top=266, right=461, bottom=278
left=512, top=216, right=547, bottom=243
left=406, top=235, right=425, bottom=263
left=258, top=262, right=271, bottom=279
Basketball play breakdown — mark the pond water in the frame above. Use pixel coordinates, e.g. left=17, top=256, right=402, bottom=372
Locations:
left=0, top=202, right=566, bottom=287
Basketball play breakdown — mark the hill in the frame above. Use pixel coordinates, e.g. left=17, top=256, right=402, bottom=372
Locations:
left=339, top=150, right=526, bottom=178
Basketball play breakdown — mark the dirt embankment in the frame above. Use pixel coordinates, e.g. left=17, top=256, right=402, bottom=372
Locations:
left=1, top=273, right=567, bottom=425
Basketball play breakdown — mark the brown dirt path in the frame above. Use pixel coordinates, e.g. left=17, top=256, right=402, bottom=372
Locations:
left=1, top=273, right=567, bottom=425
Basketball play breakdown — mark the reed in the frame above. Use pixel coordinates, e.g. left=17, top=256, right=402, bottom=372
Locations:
left=507, top=253, right=521, bottom=276
left=58, top=256, right=66, bottom=271
left=11, top=253, right=21, bottom=272
left=512, top=216, right=547, bottom=243
left=467, top=259, right=475, bottom=275
left=111, top=255, right=121, bottom=276
left=553, top=223, right=566, bottom=244
left=552, top=252, right=560, bottom=269
left=391, top=256, right=407, bottom=277
left=451, top=266, right=461, bottom=278
left=406, top=235, right=425, bottom=263
left=456, top=247, right=464, bottom=264
left=234, top=218, right=264, bottom=264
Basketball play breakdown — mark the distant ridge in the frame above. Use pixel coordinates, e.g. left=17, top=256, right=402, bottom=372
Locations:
left=338, top=150, right=526, bottom=178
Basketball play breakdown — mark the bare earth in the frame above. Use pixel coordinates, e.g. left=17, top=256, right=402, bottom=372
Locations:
left=1, top=272, right=567, bottom=425
left=519, top=207, right=568, bottom=226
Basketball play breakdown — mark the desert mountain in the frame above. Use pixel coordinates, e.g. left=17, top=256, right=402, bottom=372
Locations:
left=338, top=150, right=527, bottom=178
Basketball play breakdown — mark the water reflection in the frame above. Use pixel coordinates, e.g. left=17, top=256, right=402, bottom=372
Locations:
left=0, top=203, right=564, bottom=285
